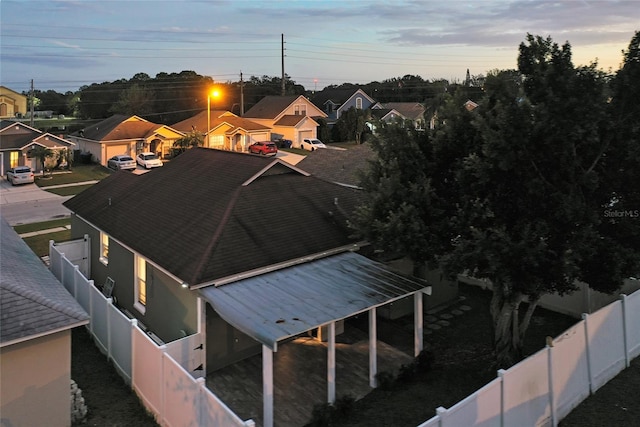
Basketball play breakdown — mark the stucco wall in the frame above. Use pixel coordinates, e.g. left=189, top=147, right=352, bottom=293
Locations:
left=1, top=331, right=72, bottom=427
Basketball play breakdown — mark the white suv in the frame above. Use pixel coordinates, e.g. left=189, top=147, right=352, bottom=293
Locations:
left=300, top=138, right=327, bottom=151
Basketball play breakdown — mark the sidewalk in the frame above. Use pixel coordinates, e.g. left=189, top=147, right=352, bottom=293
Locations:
left=0, top=179, right=98, bottom=205
left=18, top=224, right=71, bottom=238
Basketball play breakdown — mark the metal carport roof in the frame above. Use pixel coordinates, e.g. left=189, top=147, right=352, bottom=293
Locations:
left=199, top=251, right=430, bottom=350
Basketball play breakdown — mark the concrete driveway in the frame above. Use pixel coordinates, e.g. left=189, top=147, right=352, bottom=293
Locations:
left=0, top=177, right=72, bottom=225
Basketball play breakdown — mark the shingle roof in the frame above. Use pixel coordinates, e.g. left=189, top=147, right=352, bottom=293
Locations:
left=310, top=88, right=361, bottom=108
left=63, top=148, right=365, bottom=287
left=273, top=115, right=307, bottom=127
left=0, top=129, right=39, bottom=150
left=296, top=144, right=375, bottom=187
left=0, top=218, right=89, bottom=347
left=172, top=111, right=271, bottom=133
left=379, top=103, right=426, bottom=121
left=0, top=121, right=74, bottom=150
left=243, top=95, right=300, bottom=119
left=73, top=115, right=174, bottom=141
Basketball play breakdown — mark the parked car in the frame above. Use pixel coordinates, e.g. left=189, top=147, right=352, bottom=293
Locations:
left=249, top=141, right=278, bottom=156
left=301, top=138, right=327, bottom=151
left=136, top=152, right=163, bottom=169
left=107, top=155, right=136, bottom=171
left=272, top=138, right=292, bottom=149
left=6, top=166, right=35, bottom=185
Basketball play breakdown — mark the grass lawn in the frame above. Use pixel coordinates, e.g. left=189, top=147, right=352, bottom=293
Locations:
left=45, top=183, right=95, bottom=196
left=35, top=164, right=112, bottom=187
left=13, top=218, right=70, bottom=234
left=15, top=218, right=72, bottom=257
left=22, top=230, right=71, bottom=257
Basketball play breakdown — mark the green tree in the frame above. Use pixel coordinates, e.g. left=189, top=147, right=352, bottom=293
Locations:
left=29, top=145, right=55, bottom=176
left=331, top=107, right=369, bottom=143
left=110, top=83, right=155, bottom=116
left=356, top=34, right=640, bottom=368
left=173, top=130, right=204, bottom=155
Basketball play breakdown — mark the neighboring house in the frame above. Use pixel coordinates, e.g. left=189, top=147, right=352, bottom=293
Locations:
left=296, top=143, right=375, bottom=188
left=368, top=107, right=406, bottom=131
left=243, top=95, right=326, bottom=148
left=0, top=120, right=75, bottom=175
left=172, top=110, right=271, bottom=152
left=372, top=102, right=427, bottom=130
left=0, top=217, right=90, bottom=427
left=62, top=147, right=429, bottom=376
left=0, top=86, right=27, bottom=119
left=310, top=88, right=376, bottom=124
left=67, top=115, right=183, bottom=166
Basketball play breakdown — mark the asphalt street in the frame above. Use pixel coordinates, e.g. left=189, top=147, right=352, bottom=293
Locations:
left=0, top=178, right=72, bottom=225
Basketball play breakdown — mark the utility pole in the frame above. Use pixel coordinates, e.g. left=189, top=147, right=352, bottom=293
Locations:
left=240, top=71, right=244, bottom=116
left=30, top=79, right=35, bottom=127
left=281, top=34, right=285, bottom=96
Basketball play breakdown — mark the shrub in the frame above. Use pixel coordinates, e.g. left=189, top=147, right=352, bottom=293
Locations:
left=375, top=370, right=395, bottom=390
left=306, top=394, right=356, bottom=426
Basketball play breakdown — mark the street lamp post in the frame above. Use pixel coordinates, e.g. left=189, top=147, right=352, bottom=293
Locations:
left=207, top=89, right=220, bottom=148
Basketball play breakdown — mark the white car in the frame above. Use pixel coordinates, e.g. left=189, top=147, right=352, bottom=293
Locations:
left=300, top=138, right=327, bottom=151
left=136, top=152, right=163, bottom=169
left=6, top=166, right=35, bottom=185
left=107, top=155, right=136, bottom=171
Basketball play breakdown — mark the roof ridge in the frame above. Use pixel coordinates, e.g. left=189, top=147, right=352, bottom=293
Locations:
left=189, top=187, right=243, bottom=285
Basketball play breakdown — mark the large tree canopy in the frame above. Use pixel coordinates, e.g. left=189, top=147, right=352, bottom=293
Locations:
left=356, top=33, right=640, bottom=368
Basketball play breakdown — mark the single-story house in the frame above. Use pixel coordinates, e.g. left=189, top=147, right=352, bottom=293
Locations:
left=0, top=120, right=75, bottom=175
left=62, top=147, right=431, bottom=423
left=0, top=86, right=27, bottom=119
left=372, top=102, right=427, bottom=130
left=67, top=115, right=184, bottom=166
left=172, top=110, right=272, bottom=152
left=243, top=95, right=326, bottom=148
left=0, top=217, right=90, bottom=427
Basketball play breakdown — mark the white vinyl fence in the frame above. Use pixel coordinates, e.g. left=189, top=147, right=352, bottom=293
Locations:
left=50, top=240, right=255, bottom=427
left=418, top=288, right=640, bottom=427
left=52, top=238, right=639, bottom=427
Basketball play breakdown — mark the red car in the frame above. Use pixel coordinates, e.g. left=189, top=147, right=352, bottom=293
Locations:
left=249, top=141, right=278, bottom=156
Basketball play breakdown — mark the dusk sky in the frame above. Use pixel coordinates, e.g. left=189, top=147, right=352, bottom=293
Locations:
left=2, top=0, right=638, bottom=94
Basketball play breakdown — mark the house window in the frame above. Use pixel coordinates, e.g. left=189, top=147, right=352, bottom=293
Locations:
left=135, top=255, right=147, bottom=313
left=99, top=232, right=109, bottom=265
left=10, top=152, right=18, bottom=168
left=294, top=105, right=300, bottom=115
left=300, top=105, right=306, bottom=116
left=356, top=97, right=363, bottom=109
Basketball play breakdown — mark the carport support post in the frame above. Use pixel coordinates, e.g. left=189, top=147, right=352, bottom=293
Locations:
left=262, top=345, right=274, bottom=427
left=327, top=321, right=336, bottom=404
left=369, top=307, right=378, bottom=388
left=414, top=291, right=424, bottom=357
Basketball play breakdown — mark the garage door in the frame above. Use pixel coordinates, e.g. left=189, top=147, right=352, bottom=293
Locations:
left=106, top=145, right=130, bottom=162
left=251, top=132, right=269, bottom=143
left=297, top=130, right=312, bottom=148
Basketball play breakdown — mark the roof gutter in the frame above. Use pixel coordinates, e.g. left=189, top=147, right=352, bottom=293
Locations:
left=191, top=241, right=368, bottom=290
left=0, top=320, right=89, bottom=349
